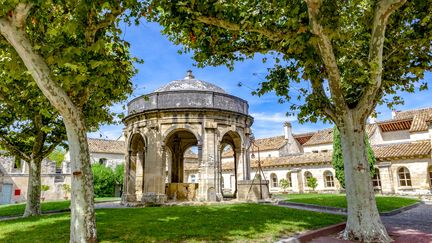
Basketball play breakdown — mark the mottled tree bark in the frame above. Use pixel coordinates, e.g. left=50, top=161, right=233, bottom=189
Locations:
left=23, top=157, right=42, bottom=217
left=339, top=112, right=391, bottom=242
left=0, top=5, right=97, bottom=242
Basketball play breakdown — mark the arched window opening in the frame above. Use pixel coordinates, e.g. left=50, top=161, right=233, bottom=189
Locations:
left=270, top=173, right=278, bottom=187
left=324, top=171, right=334, bottom=187
left=304, top=171, right=312, bottom=186
left=372, top=168, right=381, bottom=188
left=398, top=167, right=412, bottom=187
left=183, top=146, right=198, bottom=182
left=286, top=172, right=292, bottom=188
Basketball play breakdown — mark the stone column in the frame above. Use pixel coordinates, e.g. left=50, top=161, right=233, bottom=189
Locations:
left=290, top=168, right=302, bottom=193
left=236, top=148, right=245, bottom=181
left=141, top=130, right=166, bottom=204
left=215, top=144, right=222, bottom=198
left=135, top=150, right=144, bottom=199
left=198, top=128, right=218, bottom=201
left=378, top=162, right=394, bottom=194
left=126, top=151, right=137, bottom=202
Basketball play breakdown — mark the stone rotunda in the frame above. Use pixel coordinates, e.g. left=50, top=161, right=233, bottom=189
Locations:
left=122, top=71, right=267, bottom=204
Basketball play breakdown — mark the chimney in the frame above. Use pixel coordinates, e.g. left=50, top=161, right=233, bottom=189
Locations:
left=391, top=109, right=397, bottom=119
left=284, top=122, right=292, bottom=140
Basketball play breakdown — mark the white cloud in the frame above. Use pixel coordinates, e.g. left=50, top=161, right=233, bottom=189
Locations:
left=250, top=112, right=296, bottom=123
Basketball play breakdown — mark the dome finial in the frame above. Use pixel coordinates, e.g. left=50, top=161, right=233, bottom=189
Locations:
left=185, top=70, right=195, bottom=79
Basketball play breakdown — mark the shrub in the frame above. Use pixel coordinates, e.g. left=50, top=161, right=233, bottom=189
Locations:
left=92, top=164, right=116, bottom=197
left=279, top=179, right=290, bottom=192
left=307, top=177, right=318, bottom=191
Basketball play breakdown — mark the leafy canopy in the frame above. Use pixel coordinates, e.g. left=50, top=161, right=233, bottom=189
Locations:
left=146, top=0, right=431, bottom=123
left=0, top=1, right=143, bottom=130
left=0, top=63, right=66, bottom=162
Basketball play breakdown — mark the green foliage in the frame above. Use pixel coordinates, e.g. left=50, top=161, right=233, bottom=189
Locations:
left=114, top=164, right=125, bottom=186
left=62, top=184, right=71, bottom=195
left=307, top=177, right=318, bottom=191
left=332, top=126, right=375, bottom=188
left=0, top=204, right=346, bottom=242
left=41, top=185, right=50, bottom=192
left=0, top=1, right=143, bottom=134
left=147, top=1, right=432, bottom=123
left=92, top=164, right=116, bottom=197
left=279, top=179, right=290, bottom=192
left=49, top=148, right=66, bottom=167
left=281, top=194, right=419, bottom=213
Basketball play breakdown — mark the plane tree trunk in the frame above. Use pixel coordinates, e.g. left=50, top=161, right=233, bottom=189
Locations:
left=23, top=157, right=42, bottom=217
left=338, top=111, right=391, bottom=242
left=0, top=6, right=97, bottom=242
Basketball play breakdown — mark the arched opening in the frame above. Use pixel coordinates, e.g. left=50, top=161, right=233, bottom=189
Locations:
left=220, top=131, right=242, bottom=199
left=324, top=171, right=334, bottom=188
left=398, top=167, right=412, bottom=187
left=304, top=171, right=312, bottom=187
left=126, top=133, right=146, bottom=202
left=270, top=173, right=278, bottom=188
left=286, top=172, right=292, bottom=188
left=372, top=168, right=381, bottom=188
left=428, top=166, right=432, bottom=188
left=164, top=129, right=199, bottom=201
left=184, top=146, right=198, bottom=183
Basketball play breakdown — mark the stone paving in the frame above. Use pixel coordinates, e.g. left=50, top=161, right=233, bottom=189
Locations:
left=307, top=202, right=432, bottom=243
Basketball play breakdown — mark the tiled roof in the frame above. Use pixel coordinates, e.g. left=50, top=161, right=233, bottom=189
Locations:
left=206, top=140, right=431, bottom=171
left=303, top=128, right=333, bottom=146
left=293, top=133, right=314, bottom=145
left=394, top=107, right=432, bottom=120
left=88, top=138, right=125, bottom=154
left=303, top=124, right=379, bottom=146
left=392, top=107, right=432, bottom=132
left=374, top=140, right=431, bottom=161
left=252, top=135, right=287, bottom=151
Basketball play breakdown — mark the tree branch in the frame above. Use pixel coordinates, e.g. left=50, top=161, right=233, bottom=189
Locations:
left=310, top=78, right=338, bottom=123
left=0, top=4, right=80, bottom=121
left=9, top=3, right=33, bottom=29
left=357, top=0, right=406, bottom=119
left=196, top=16, right=287, bottom=42
left=304, top=0, right=347, bottom=114
left=0, top=137, right=30, bottom=161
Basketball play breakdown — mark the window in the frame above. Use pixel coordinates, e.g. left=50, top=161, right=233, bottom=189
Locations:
left=304, top=171, right=312, bottom=186
left=322, top=149, right=328, bottom=153
left=56, top=167, right=62, bottom=174
left=268, top=154, right=271, bottom=157
left=286, top=172, right=292, bottom=188
left=398, top=167, right=412, bottom=187
left=312, top=150, right=318, bottom=153
left=324, top=171, right=335, bottom=187
left=190, top=174, right=196, bottom=183
left=372, top=168, right=381, bottom=187
left=99, top=158, right=107, bottom=165
left=270, top=173, right=278, bottom=187
left=429, top=166, right=432, bottom=188
left=54, top=167, right=64, bottom=183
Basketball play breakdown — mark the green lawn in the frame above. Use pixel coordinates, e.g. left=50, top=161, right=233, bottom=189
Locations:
left=0, top=197, right=120, bottom=217
left=0, top=204, right=345, bottom=242
left=277, top=193, right=419, bottom=213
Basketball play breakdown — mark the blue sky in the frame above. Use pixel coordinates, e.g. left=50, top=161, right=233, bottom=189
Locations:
left=88, top=21, right=432, bottom=140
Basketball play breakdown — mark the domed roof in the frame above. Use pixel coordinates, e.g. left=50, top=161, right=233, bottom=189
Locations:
left=154, top=70, right=227, bottom=94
